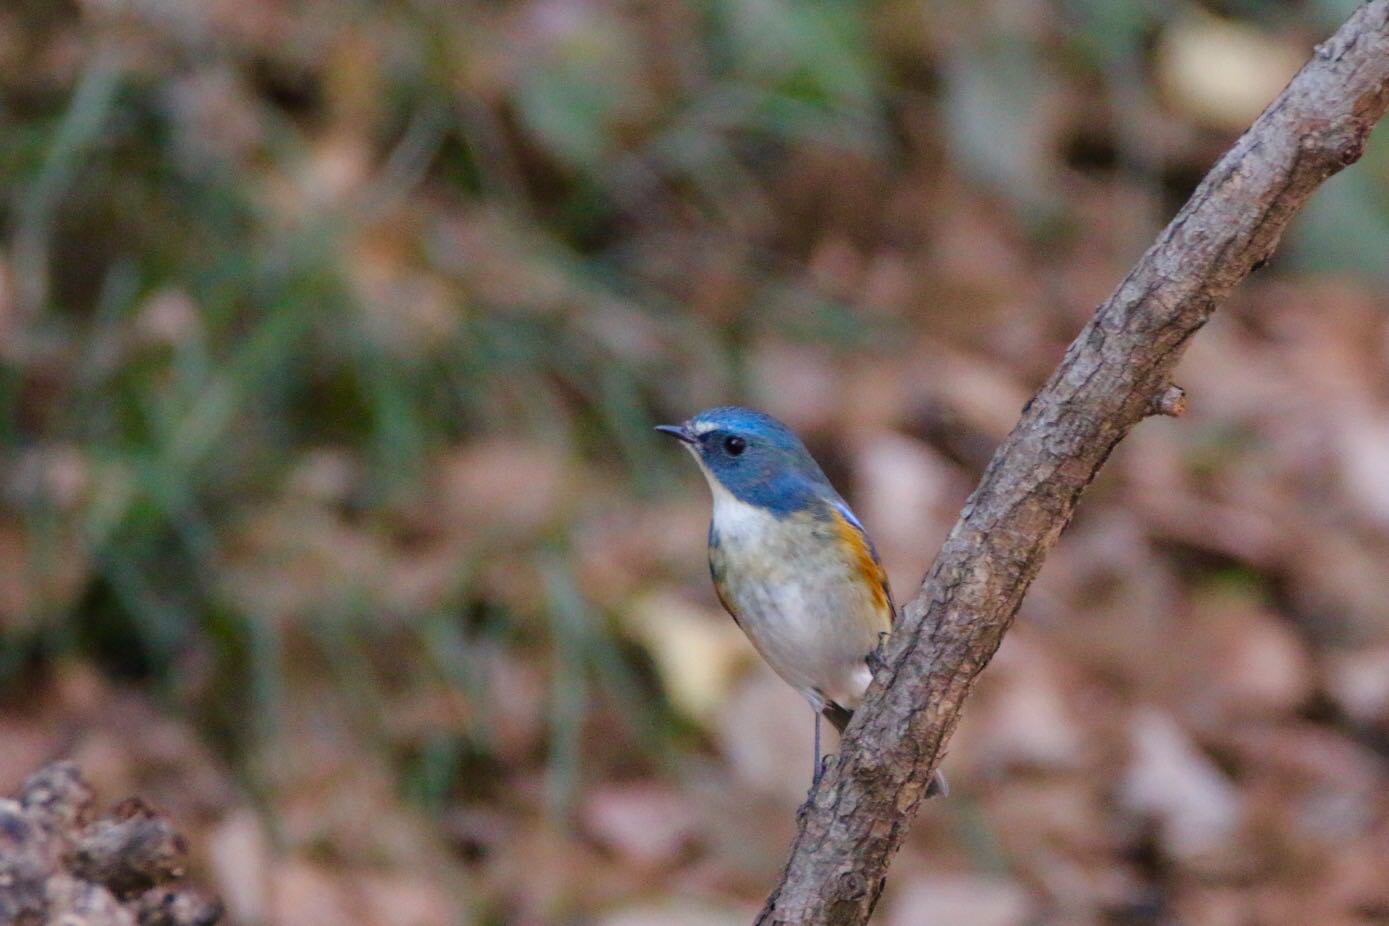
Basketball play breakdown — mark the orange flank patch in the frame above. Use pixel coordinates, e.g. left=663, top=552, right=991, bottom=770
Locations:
left=830, top=507, right=894, bottom=622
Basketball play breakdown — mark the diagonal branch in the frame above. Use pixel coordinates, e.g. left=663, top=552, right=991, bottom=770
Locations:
left=756, top=4, right=1389, bottom=923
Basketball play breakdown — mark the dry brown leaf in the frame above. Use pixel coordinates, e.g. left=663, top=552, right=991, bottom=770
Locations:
left=580, top=781, right=700, bottom=868
left=1118, top=709, right=1246, bottom=873
left=886, top=874, right=1033, bottom=926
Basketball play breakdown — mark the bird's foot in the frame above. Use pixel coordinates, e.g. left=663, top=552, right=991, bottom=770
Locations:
left=798, top=756, right=833, bottom=820
left=866, top=631, right=891, bottom=675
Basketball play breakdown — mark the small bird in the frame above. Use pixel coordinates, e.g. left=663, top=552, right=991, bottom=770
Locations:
left=658, top=406, right=946, bottom=796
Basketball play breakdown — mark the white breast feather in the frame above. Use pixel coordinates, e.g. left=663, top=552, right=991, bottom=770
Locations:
left=709, top=479, right=775, bottom=542
left=688, top=444, right=883, bottom=710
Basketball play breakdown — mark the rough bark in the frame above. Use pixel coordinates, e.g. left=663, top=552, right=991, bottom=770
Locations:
left=756, top=4, right=1389, bottom=923
left=0, top=762, right=222, bottom=926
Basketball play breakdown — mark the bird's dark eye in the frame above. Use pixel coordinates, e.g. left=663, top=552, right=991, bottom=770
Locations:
left=723, top=435, right=747, bottom=456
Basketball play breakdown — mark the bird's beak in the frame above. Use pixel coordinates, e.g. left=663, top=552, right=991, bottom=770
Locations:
left=655, top=423, right=696, bottom=445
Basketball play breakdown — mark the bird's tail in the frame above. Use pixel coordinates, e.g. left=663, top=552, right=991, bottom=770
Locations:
left=821, top=700, right=855, bottom=734
left=821, top=701, right=949, bottom=798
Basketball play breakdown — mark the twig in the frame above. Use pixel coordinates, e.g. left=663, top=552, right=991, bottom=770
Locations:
left=755, top=4, right=1389, bottom=923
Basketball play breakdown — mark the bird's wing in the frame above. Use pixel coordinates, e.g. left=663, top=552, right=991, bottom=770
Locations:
left=827, top=499, right=896, bottom=625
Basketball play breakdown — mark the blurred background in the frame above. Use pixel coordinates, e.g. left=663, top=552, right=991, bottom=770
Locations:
left=2, top=1, right=1389, bottom=924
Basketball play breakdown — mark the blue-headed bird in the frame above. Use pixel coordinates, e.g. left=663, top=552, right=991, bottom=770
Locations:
left=658, top=406, right=947, bottom=796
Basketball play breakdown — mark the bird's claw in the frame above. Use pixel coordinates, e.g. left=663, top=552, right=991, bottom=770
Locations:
left=799, top=756, right=834, bottom=820
left=866, top=631, right=891, bottom=675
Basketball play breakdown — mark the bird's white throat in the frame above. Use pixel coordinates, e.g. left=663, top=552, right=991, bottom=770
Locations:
left=689, top=450, right=778, bottom=543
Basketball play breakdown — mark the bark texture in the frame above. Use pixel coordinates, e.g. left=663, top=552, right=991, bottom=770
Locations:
left=0, top=762, right=222, bottom=926
left=756, top=4, right=1389, bottom=923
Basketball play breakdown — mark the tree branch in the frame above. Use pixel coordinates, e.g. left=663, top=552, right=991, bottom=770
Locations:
left=756, top=4, right=1389, bottom=923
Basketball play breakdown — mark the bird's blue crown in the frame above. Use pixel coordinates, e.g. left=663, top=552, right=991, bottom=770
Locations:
left=667, top=406, right=839, bottom=516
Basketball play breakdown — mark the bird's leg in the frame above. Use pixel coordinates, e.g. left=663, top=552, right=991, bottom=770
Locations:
left=799, top=712, right=827, bottom=821
left=866, top=630, right=891, bottom=675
